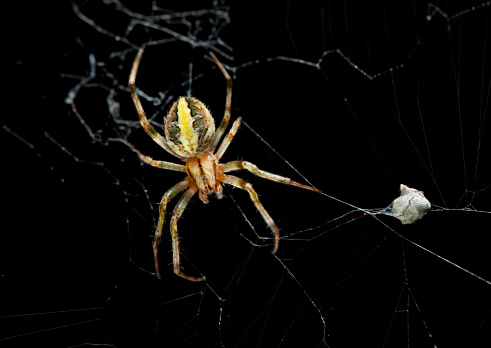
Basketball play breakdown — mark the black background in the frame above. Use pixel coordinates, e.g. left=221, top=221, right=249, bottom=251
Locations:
left=2, top=1, right=490, bottom=347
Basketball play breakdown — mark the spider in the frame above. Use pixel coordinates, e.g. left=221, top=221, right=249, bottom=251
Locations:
left=129, top=48, right=320, bottom=281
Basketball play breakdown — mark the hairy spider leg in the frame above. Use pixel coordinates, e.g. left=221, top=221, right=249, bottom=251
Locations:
left=216, top=117, right=319, bottom=192
left=209, top=52, right=232, bottom=151
left=222, top=160, right=320, bottom=192
left=214, top=116, right=320, bottom=253
left=129, top=48, right=320, bottom=280
left=131, top=147, right=187, bottom=172
left=219, top=174, right=280, bottom=254
left=129, top=49, right=184, bottom=160
left=215, top=117, right=242, bottom=160
left=169, top=185, right=205, bottom=281
left=153, top=180, right=189, bottom=278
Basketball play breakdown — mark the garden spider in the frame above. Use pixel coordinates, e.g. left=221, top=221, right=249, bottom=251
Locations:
left=129, top=49, right=319, bottom=281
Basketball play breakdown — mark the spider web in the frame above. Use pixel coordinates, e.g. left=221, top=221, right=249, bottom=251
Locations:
left=2, top=0, right=491, bottom=347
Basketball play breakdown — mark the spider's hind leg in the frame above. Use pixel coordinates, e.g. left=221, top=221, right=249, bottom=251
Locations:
left=209, top=52, right=232, bottom=152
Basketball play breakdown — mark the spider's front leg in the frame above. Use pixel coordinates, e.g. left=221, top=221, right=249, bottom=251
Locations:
left=169, top=185, right=205, bottom=281
left=220, top=174, right=280, bottom=253
left=153, top=180, right=189, bottom=278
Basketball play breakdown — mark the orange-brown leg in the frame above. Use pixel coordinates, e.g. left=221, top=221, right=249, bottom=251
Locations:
left=209, top=52, right=232, bottom=151
left=220, top=174, right=280, bottom=253
left=153, top=180, right=189, bottom=278
left=169, top=185, right=205, bottom=281
left=129, top=49, right=182, bottom=159
left=215, top=117, right=241, bottom=160
left=222, top=160, right=320, bottom=192
left=131, top=147, right=187, bottom=172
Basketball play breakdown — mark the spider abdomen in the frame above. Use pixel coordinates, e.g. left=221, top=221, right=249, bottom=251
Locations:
left=165, top=97, right=215, bottom=158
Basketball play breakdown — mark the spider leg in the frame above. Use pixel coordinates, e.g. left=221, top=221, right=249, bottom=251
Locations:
left=153, top=180, right=189, bottom=278
left=215, top=117, right=241, bottom=160
left=129, top=49, right=183, bottom=159
left=220, top=174, right=280, bottom=254
left=209, top=52, right=232, bottom=151
left=131, top=147, right=186, bottom=172
left=170, top=185, right=205, bottom=281
left=222, top=160, right=320, bottom=192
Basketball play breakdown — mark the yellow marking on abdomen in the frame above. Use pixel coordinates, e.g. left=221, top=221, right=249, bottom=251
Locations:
left=177, top=98, right=199, bottom=153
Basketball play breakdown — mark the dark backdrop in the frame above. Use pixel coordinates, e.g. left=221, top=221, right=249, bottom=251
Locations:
left=2, top=1, right=490, bottom=347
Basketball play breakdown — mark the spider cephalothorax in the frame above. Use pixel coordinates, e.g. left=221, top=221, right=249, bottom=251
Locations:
left=129, top=48, right=319, bottom=281
left=186, top=151, right=223, bottom=203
